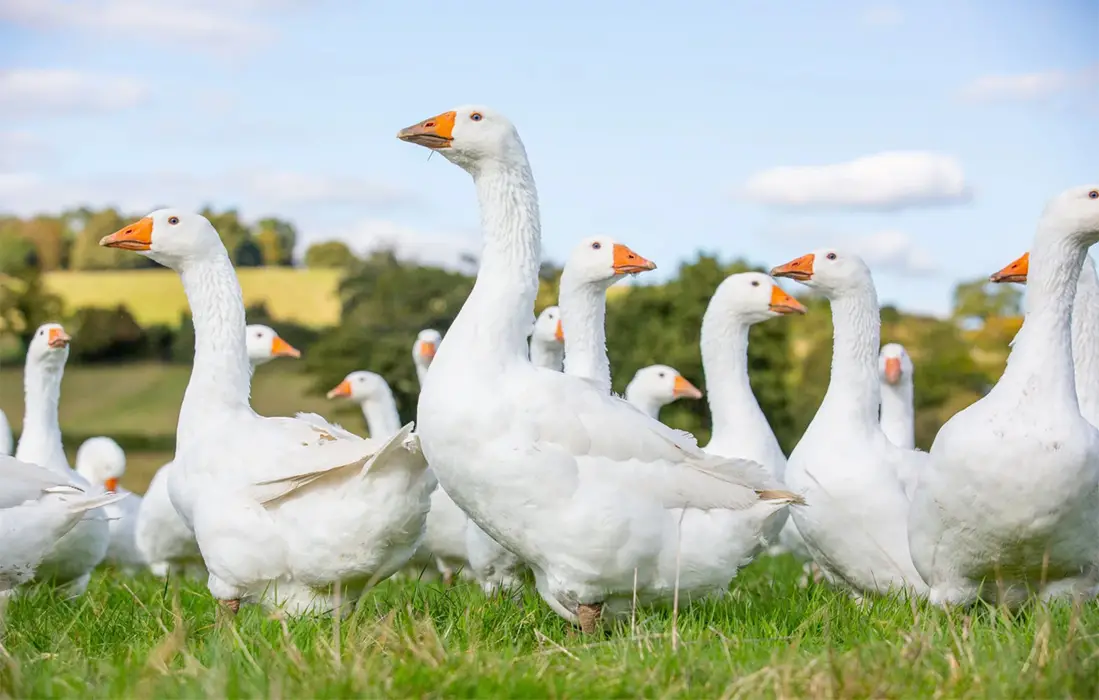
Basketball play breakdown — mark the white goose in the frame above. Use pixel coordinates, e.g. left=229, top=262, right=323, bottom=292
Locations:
left=529, top=306, right=564, bottom=371
left=327, top=370, right=471, bottom=584
left=15, top=323, right=111, bottom=598
left=625, top=366, right=703, bottom=421
left=102, top=212, right=436, bottom=615
left=413, top=329, right=442, bottom=386
left=878, top=343, right=915, bottom=451
left=0, top=409, right=11, bottom=456
left=772, top=251, right=928, bottom=597
left=399, top=105, right=799, bottom=632
left=74, top=436, right=144, bottom=573
left=135, top=325, right=301, bottom=580
left=1, top=456, right=125, bottom=613
left=909, top=186, right=1099, bottom=607
left=701, top=272, right=806, bottom=552
left=991, top=251, right=1099, bottom=428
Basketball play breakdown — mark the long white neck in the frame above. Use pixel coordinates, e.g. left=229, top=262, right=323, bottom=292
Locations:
left=624, top=385, right=664, bottom=419
left=177, top=253, right=252, bottom=443
left=360, top=387, right=402, bottom=441
left=1001, top=230, right=1086, bottom=404
left=701, top=315, right=779, bottom=455
left=819, top=287, right=882, bottom=430
left=559, top=276, right=611, bottom=394
left=879, top=379, right=915, bottom=449
left=0, top=408, right=12, bottom=456
left=414, top=361, right=429, bottom=387
left=529, top=339, right=563, bottom=371
left=440, top=161, right=541, bottom=372
left=15, top=357, right=68, bottom=469
left=1072, top=254, right=1099, bottom=426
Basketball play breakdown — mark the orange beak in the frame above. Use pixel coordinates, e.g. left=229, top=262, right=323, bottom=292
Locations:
left=990, top=252, right=1029, bottom=284
left=47, top=327, right=71, bottom=349
left=672, top=375, right=703, bottom=400
left=397, top=111, right=456, bottom=149
left=418, top=341, right=437, bottom=361
left=99, top=217, right=153, bottom=251
left=883, top=357, right=902, bottom=385
left=554, top=319, right=564, bottom=343
left=612, top=243, right=657, bottom=275
left=103, top=477, right=119, bottom=493
left=270, top=335, right=301, bottom=359
left=326, top=379, right=352, bottom=399
left=769, top=285, right=807, bottom=315
left=771, top=253, right=815, bottom=281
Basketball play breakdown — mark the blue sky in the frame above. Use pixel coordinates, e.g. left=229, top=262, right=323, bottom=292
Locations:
left=1, top=0, right=1095, bottom=315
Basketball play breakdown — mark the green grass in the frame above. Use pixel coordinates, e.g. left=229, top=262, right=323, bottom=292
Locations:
left=44, top=268, right=343, bottom=329
left=2, top=557, right=1096, bottom=698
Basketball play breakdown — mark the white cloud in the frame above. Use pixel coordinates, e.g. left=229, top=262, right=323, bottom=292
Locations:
left=0, top=0, right=294, bottom=55
left=740, top=151, right=971, bottom=211
left=844, top=230, right=936, bottom=276
left=860, top=3, right=904, bottom=27
left=0, top=131, right=51, bottom=168
left=241, top=172, right=413, bottom=207
left=0, top=69, right=148, bottom=116
left=958, top=64, right=1099, bottom=105
left=325, top=220, right=481, bottom=274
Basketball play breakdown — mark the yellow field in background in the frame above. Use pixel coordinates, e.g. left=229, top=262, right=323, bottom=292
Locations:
left=44, top=268, right=344, bottom=329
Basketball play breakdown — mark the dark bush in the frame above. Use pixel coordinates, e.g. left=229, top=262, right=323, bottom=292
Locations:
left=69, top=305, right=147, bottom=363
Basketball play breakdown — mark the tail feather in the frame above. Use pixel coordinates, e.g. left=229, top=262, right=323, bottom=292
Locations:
left=757, top=489, right=806, bottom=505
left=65, top=491, right=128, bottom=514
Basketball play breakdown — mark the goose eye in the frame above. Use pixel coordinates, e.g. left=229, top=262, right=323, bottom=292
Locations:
left=591, top=242, right=601, bottom=250
left=658, top=372, right=665, bottom=378
left=1090, top=190, right=1098, bottom=199
left=751, top=280, right=760, bottom=287
left=826, top=252, right=837, bottom=260
left=470, top=112, right=483, bottom=121
left=168, top=216, right=180, bottom=225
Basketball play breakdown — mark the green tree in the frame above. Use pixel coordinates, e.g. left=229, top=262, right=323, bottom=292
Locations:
left=254, top=218, right=297, bottom=266
left=304, top=240, right=356, bottom=269
left=69, top=208, right=155, bottom=270
left=952, top=278, right=1022, bottom=321
left=0, top=227, right=63, bottom=350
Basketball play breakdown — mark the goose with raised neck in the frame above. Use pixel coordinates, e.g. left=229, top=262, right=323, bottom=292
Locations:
left=529, top=306, right=564, bottom=371
left=698, top=272, right=807, bottom=552
left=326, top=371, right=403, bottom=441
left=134, top=325, right=301, bottom=580
left=624, top=365, right=703, bottom=421
left=412, top=329, right=442, bottom=386
left=878, top=343, right=915, bottom=451
left=991, top=250, right=1099, bottom=428
left=75, top=436, right=144, bottom=573
left=14, top=323, right=111, bottom=598
left=773, top=250, right=928, bottom=597
left=400, top=105, right=800, bottom=632
left=910, top=185, right=1099, bottom=608
left=101, top=210, right=435, bottom=615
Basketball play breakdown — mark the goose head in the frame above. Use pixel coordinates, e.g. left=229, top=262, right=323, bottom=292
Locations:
left=1039, top=185, right=1099, bottom=243
left=771, top=248, right=873, bottom=298
left=627, top=364, right=703, bottom=404
left=74, top=436, right=126, bottom=492
left=879, top=343, right=913, bottom=386
left=990, top=252, right=1029, bottom=285
left=413, top=329, right=442, bottom=369
left=326, top=370, right=390, bottom=403
left=398, top=105, right=524, bottom=172
left=245, top=324, right=300, bottom=366
left=99, top=209, right=222, bottom=269
left=710, top=271, right=807, bottom=324
left=531, top=305, right=564, bottom=345
left=27, top=323, right=71, bottom=370
left=562, top=236, right=656, bottom=290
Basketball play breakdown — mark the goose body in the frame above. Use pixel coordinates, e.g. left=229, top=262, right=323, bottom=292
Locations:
left=14, top=323, right=111, bottom=597
left=74, top=436, right=143, bottom=572
left=909, top=186, right=1099, bottom=607
left=773, top=251, right=928, bottom=597
left=135, top=325, right=301, bottom=579
left=399, top=106, right=799, bottom=629
left=103, top=214, right=435, bottom=615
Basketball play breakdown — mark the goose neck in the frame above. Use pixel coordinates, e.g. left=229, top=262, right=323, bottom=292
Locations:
left=1071, top=256, right=1099, bottom=422
left=530, top=340, right=564, bottom=371
left=879, top=381, right=915, bottom=449
left=18, top=358, right=65, bottom=464
left=624, top=385, right=664, bottom=419
left=361, top=388, right=402, bottom=441
left=700, top=317, right=757, bottom=442
left=820, top=290, right=881, bottom=427
left=178, top=253, right=252, bottom=437
left=559, top=275, right=611, bottom=393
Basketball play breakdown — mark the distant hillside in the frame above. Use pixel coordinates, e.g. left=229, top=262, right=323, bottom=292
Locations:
left=44, top=267, right=343, bottom=329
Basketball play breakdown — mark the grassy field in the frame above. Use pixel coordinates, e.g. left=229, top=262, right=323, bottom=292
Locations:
left=2, top=557, right=1096, bottom=697
left=43, top=268, right=343, bottom=329
left=0, top=362, right=376, bottom=491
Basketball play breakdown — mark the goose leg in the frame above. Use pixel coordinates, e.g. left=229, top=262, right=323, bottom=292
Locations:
left=577, top=602, right=602, bottom=634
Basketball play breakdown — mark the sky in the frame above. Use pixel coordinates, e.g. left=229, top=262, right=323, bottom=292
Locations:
left=0, top=0, right=1096, bottom=316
